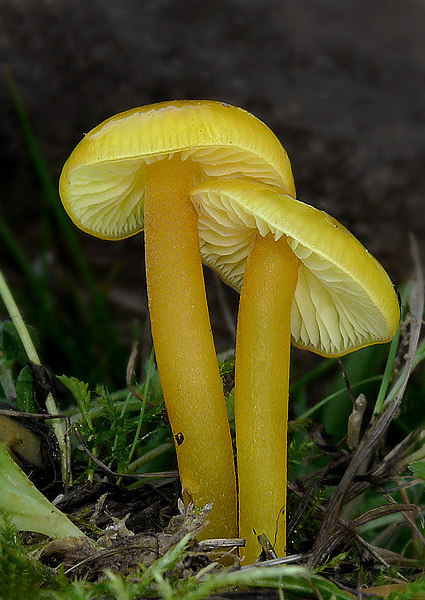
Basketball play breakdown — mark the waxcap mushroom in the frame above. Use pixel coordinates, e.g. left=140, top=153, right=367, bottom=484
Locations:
left=190, top=177, right=400, bottom=562
left=59, top=100, right=295, bottom=240
left=190, top=178, right=400, bottom=357
left=59, top=100, right=299, bottom=543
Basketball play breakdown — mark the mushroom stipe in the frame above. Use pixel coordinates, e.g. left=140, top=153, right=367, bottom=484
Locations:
left=59, top=100, right=400, bottom=563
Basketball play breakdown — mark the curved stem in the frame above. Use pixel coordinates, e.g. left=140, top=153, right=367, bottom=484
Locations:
left=0, top=270, right=68, bottom=483
left=235, top=233, right=298, bottom=562
left=144, top=157, right=237, bottom=539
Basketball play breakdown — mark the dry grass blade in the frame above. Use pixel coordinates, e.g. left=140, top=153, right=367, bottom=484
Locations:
left=307, top=403, right=405, bottom=567
left=380, top=490, right=425, bottom=548
left=287, top=452, right=351, bottom=539
left=341, top=429, right=420, bottom=506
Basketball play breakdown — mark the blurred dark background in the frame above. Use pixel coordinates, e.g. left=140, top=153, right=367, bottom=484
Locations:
left=1, top=0, right=424, bottom=389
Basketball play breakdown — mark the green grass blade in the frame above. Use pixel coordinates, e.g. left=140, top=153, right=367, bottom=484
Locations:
left=374, top=285, right=410, bottom=415
left=299, top=375, right=383, bottom=420
left=4, top=70, right=95, bottom=292
left=0, top=270, right=68, bottom=479
left=290, top=358, right=338, bottom=395
left=126, top=347, right=156, bottom=467
left=5, top=69, right=124, bottom=382
left=0, top=443, right=85, bottom=539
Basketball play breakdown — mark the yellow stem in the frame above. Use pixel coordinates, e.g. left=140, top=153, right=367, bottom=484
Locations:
left=235, top=233, right=298, bottom=562
left=144, top=157, right=237, bottom=539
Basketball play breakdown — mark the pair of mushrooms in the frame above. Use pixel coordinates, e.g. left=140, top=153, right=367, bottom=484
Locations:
left=59, top=101, right=400, bottom=563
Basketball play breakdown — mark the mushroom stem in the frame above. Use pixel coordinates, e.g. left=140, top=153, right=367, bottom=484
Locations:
left=144, top=157, right=237, bottom=539
left=235, top=233, right=298, bottom=562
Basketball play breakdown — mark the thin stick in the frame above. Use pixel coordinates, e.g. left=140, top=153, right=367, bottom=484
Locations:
left=73, top=425, right=178, bottom=480
left=337, top=358, right=355, bottom=403
left=380, top=489, right=425, bottom=549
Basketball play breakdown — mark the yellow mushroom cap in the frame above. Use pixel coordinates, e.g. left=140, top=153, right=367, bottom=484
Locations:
left=59, top=100, right=295, bottom=240
left=190, top=178, right=400, bottom=357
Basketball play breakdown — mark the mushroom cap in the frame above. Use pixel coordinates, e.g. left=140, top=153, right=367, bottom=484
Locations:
left=190, top=178, right=400, bottom=357
left=59, top=100, right=295, bottom=240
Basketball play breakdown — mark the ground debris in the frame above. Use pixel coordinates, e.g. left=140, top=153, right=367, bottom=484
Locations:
left=40, top=497, right=213, bottom=579
left=56, top=479, right=179, bottom=533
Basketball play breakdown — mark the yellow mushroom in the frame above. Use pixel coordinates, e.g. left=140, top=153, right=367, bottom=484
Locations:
left=190, top=178, right=400, bottom=562
left=58, top=100, right=295, bottom=540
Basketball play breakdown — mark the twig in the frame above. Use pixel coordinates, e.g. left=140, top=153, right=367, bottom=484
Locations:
left=308, top=398, right=411, bottom=567
left=380, top=490, right=425, bottom=549
left=197, top=538, right=245, bottom=552
left=350, top=503, right=420, bottom=530
left=353, top=534, right=408, bottom=581
left=0, top=408, right=69, bottom=420
left=238, top=553, right=304, bottom=571
left=73, top=425, right=178, bottom=480
left=287, top=452, right=351, bottom=539
left=343, top=429, right=420, bottom=505
left=337, top=358, right=356, bottom=403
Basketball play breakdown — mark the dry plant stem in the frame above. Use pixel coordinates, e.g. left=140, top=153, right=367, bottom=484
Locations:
left=308, top=240, right=424, bottom=568
left=308, top=399, right=406, bottom=567
left=235, top=233, right=298, bottom=562
left=344, top=430, right=419, bottom=505
left=381, top=489, right=425, bottom=548
left=144, top=157, right=237, bottom=539
left=287, top=452, right=351, bottom=540
left=288, top=480, right=414, bottom=575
